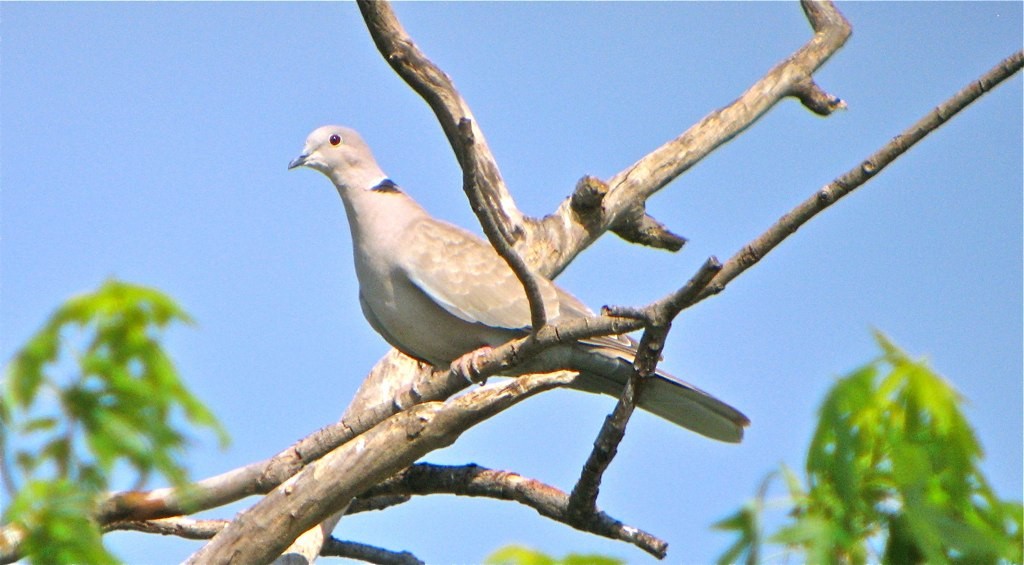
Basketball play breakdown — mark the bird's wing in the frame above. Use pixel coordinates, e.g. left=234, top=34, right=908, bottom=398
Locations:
left=398, top=217, right=561, bottom=331
left=393, top=210, right=749, bottom=442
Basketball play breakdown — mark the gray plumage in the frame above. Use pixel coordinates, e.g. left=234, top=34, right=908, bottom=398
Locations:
left=289, top=125, right=749, bottom=442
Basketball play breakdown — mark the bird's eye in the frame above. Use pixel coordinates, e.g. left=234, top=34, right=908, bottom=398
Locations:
left=329, top=134, right=341, bottom=146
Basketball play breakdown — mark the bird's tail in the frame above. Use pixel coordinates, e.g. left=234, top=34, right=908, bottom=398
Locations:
left=564, top=345, right=749, bottom=443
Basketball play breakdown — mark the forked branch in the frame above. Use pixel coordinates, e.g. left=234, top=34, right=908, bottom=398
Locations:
left=360, top=463, right=667, bottom=558
left=186, top=372, right=577, bottom=563
left=354, top=0, right=521, bottom=234
left=699, top=49, right=1024, bottom=301
left=568, top=258, right=724, bottom=520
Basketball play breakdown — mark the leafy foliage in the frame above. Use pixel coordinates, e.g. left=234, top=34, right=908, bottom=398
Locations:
left=716, top=332, right=1023, bottom=564
left=1, top=280, right=227, bottom=564
left=485, top=545, right=624, bottom=565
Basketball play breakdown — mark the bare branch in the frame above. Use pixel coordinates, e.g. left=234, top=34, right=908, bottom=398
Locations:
left=697, top=50, right=1024, bottom=302
left=186, top=372, right=576, bottom=564
left=96, top=355, right=450, bottom=525
left=568, top=259, right=723, bottom=517
left=789, top=76, right=847, bottom=116
left=357, top=0, right=549, bottom=330
left=361, top=463, right=667, bottom=559
left=533, top=1, right=852, bottom=277
left=569, top=175, right=611, bottom=217
left=610, top=212, right=688, bottom=252
left=347, top=494, right=411, bottom=515
left=107, top=517, right=228, bottom=540
left=106, top=518, right=425, bottom=565
left=321, top=539, right=425, bottom=565
left=89, top=350, right=580, bottom=531
left=567, top=369, right=642, bottom=521
left=457, top=118, right=548, bottom=330
left=571, top=176, right=687, bottom=251
left=355, top=0, right=522, bottom=238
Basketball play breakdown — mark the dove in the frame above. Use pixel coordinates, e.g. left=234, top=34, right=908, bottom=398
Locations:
left=289, top=125, right=749, bottom=442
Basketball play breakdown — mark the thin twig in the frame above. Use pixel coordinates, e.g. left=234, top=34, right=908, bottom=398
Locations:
left=357, top=0, right=547, bottom=331
left=789, top=76, right=847, bottom=116
left=347, top=494, right=412, bottom=515
left=567, top=259, right=723, bottom=517
left=697, top=50, right=1024, bottom=303
left=457, top=119, right=548, bottom=330
left=106, top=517, right=228, bottom=540
left=355, top=0, right=522, bottom=234
left=321, top=539, right=425, bottom=565
left=566, top=364, right=642, bottom=521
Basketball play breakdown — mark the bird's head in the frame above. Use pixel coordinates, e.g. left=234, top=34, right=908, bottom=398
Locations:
left=288, top=125, right=387, bottom=190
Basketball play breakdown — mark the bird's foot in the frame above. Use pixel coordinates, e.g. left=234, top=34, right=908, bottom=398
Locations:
left=451, top=346, right=494, bottom=384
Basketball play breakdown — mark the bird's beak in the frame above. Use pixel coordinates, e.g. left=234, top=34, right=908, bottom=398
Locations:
left=288, top=153, right=309, bottom=170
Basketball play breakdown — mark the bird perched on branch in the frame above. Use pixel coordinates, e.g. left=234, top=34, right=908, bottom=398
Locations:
left=289, top=125, right=749, bottom=442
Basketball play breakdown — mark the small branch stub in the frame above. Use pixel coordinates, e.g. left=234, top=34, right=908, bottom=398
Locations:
left=790, top=77, right=847, bottom=115
left=570, top=175, right=610, bottom=218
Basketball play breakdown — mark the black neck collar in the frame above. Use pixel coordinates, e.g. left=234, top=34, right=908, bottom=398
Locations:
left=371, top=178, right=400, bottom=193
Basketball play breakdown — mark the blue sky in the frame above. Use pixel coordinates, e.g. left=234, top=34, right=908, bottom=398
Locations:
left=2, top=2, right=1021, bottom=563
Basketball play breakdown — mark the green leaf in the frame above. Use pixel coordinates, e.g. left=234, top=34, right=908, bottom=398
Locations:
left=3, top=479, right=119, bottom=565
left=1, top=279, right=229, bottom=562
left=713, top=505, right=759, bottom=565
left=7, top=330, right=60, bottom=407
left=771, top=514, right=844, bottom=564
left=779, top=464, right=805, bottom=499
left=21, top=417, right=60, bottom=434
left=484, top=546, right=623, bottom=565
left=718, top=333, right=1022, bottom=565
left=561, top=555, right=623, bottom=565
left=882, top=514, right=924, bottom=564
left=485, top=546, right=557, bottom=565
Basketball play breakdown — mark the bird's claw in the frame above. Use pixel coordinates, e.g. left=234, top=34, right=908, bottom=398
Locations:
left=451, top=346, right=493, bottom=384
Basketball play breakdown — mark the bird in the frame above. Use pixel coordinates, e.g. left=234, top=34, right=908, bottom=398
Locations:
left=289, top=125, right=749, bottom=442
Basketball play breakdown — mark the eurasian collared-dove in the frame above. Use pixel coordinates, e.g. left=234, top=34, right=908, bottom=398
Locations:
left=289, top=125, right=749, bottom=442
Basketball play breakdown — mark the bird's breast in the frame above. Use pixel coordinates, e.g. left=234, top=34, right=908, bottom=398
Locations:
left=354, top=261, right=516, bottom=366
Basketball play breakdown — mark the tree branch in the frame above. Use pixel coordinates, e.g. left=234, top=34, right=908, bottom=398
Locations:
left=107, top=517, right=226, bottom=540
left=457, top=118, right=548, bottom=330
left=568, top=259, right=723, bottom=518
left=347, top=493, right=411, bottom=515
left=355, top=0, right=522, bottom=239
left=186, top=372, right=577, bottom=564
left=533, top=0, right=852, bottom=278
left=695, top=49, right=1024, bottom=303
left=360, top=463, right=667, bottom=559
left=106, top=518, right=425, bottom=565
left=357, top=0, right=548, bottom=331
left=570, top=176, right=688, bottom=252
left=320, top=539, right=424, bottom=565
left=96, top=355, right=450, bottom=524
